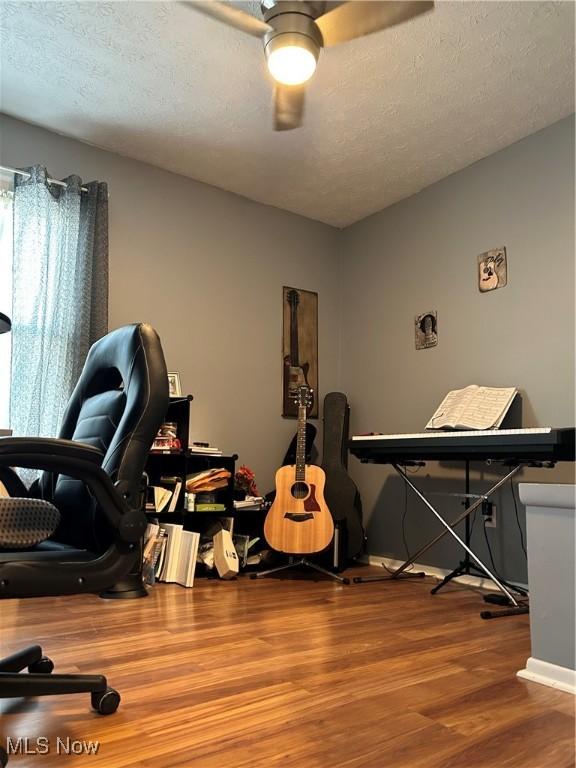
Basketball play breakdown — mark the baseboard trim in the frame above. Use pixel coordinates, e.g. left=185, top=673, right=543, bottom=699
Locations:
left=517, top=657, right=576, bottom=695
left=363, top=554, right=528, bottom=594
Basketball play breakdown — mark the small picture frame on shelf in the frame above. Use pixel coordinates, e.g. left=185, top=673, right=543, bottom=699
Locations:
left=167, top=372, right=182, bottom=397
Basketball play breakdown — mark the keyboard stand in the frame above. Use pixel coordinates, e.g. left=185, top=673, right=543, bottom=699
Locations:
left=354, top=461, right=525, bottom=608
left=429, top=461, right=527, bottom=599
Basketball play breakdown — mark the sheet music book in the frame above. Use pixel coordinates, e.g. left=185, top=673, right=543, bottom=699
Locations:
left=425, top=385, right=518, bottom=431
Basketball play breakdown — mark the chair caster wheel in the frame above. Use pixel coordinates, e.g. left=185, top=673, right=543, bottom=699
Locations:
left=0, top=744, right=8, bottom=767
left=28, top=655, right=54, bottom=674
left=91, top=687, right=121, bottom=715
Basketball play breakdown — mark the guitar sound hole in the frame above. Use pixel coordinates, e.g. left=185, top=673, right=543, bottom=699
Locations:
left=291, top=481, right=309, bottom=500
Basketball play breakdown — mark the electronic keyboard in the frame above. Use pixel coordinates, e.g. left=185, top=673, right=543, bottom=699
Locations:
left=349, top=427, right=575, bottom=463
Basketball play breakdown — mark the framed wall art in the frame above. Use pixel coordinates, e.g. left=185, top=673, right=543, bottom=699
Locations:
left=167, top=372, right=182, bottom=397
left=282, top=286, right=318, bottom=418
left=415, top=311, right=438, bottom=350
left=478, top=247, right=507, bottom=292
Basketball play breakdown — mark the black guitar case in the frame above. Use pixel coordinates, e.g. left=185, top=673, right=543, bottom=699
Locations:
left=321, top=392, right=365, bottom=560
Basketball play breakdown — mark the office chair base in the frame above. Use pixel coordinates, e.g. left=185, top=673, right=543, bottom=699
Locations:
left=0, top=644, right=121, bottom=715
left=100, top=573, right=148, bottom=600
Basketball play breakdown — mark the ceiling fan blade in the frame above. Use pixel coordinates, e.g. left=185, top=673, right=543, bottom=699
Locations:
left=274, top=84, right=306, bottom=131
left=316, top=1, right=433, bottom=47
left=179, top=1, right=272, bottom=38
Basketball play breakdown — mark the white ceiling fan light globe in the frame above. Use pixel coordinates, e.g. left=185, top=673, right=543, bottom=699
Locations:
left=264, top=31, right=320, bottom=86
left=267, top=44, right=317, bottom=85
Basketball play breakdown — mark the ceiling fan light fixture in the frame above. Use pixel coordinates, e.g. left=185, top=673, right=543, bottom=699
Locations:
left=265, top=33, right=319, bottom=86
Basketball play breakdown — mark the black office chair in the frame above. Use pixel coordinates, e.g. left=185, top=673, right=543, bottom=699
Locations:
left=0, top=323, right=168, bottom=767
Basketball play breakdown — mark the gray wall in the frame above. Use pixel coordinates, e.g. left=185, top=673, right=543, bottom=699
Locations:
left=341, top=116, right=575, bottom=583
left=1, top=113, right=574, bottom=584
left=0, top=113, right=343, bottom=494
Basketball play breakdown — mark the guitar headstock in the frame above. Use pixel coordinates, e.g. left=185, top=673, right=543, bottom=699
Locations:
left=287, top=289, right=299, bottom=308
left=291, top=384, right=313, bottom=409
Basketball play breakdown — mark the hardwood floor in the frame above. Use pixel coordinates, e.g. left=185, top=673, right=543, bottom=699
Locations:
left=1, top=567, right=574, bottom=767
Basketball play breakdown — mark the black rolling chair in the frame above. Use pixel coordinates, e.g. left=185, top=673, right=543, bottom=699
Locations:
left=0, top=323, right=169, bottom=767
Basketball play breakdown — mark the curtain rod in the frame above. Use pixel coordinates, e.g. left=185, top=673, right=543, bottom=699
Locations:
left=0, top=164, right=89, bottom=193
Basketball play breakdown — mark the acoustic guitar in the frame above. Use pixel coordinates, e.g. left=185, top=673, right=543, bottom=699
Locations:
left=264, top=385, right=334, bottom=554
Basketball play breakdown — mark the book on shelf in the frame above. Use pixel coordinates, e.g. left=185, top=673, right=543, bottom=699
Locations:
left=195, top=503, right=227, bottom=512
left=425, top=385, right=518, bottom=431
left=190, top=491, right=228, bottom=512
left=145, top=477, right=183, bottom=513
left=190, top=442, right=222, bottom=455
left=167, top=479, right=183, bottom=513
left=233, top=496, right=264, bottom=510
left=145, top=486, right=174, bottom=513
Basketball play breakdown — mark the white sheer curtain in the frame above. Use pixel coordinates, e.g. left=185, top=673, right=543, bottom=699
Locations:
left=9, top=165, right=108, bottom=442
left=0, top=183, right=13, bottom=428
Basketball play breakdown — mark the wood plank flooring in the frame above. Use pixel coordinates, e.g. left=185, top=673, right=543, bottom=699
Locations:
left=1, top=567, right=574, bottom=767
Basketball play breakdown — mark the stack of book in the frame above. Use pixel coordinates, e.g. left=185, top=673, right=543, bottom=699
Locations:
left=193, top=493, right=226, bottom=512
left=189, top=442, right=222, bottom=456
left=145, top=476, right=183, bottom=513
left=233, top=496, right=265, bottom=511
left=143, top=522, right=200, bottom=588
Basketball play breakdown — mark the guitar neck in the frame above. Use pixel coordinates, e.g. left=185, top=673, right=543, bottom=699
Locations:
left=295, top=404, right=307, bottom=480
left=289, top=305, right=300, bottom=366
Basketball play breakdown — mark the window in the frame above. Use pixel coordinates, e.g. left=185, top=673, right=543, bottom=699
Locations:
left=0, top=168, right=107, bottom=440
left=0, top=177, right=13, bottom=428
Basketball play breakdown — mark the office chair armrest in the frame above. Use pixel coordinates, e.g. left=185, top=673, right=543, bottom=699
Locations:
left=0, top=438, right=144, bottom=544
left=0, top=439, right=100, bottom=496
left=0, top=466, right=29, bottom=496
left=0, top=438, right=147, bottom=599
left=0, top=437, right=104, bottom=464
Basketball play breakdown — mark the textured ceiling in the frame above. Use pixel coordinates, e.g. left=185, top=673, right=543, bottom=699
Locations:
left=1, top=1, right=574, bottom=227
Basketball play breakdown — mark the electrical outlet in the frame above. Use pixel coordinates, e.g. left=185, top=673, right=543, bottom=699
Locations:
left=482, top=501, right=497, bottom=528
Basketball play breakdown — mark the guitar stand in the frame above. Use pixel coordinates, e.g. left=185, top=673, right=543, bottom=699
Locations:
left=250, top=556, right=350, bottom=584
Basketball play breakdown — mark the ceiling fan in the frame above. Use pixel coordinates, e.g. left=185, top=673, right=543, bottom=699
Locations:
left=181, top=1, right=434, bottom=131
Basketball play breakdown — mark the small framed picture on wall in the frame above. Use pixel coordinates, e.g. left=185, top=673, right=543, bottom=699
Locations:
left=415, top=311, right=438, bottom=350
left=478, top=247, right=507, bottom=292
left=167, top=372, right=182, bottom=397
